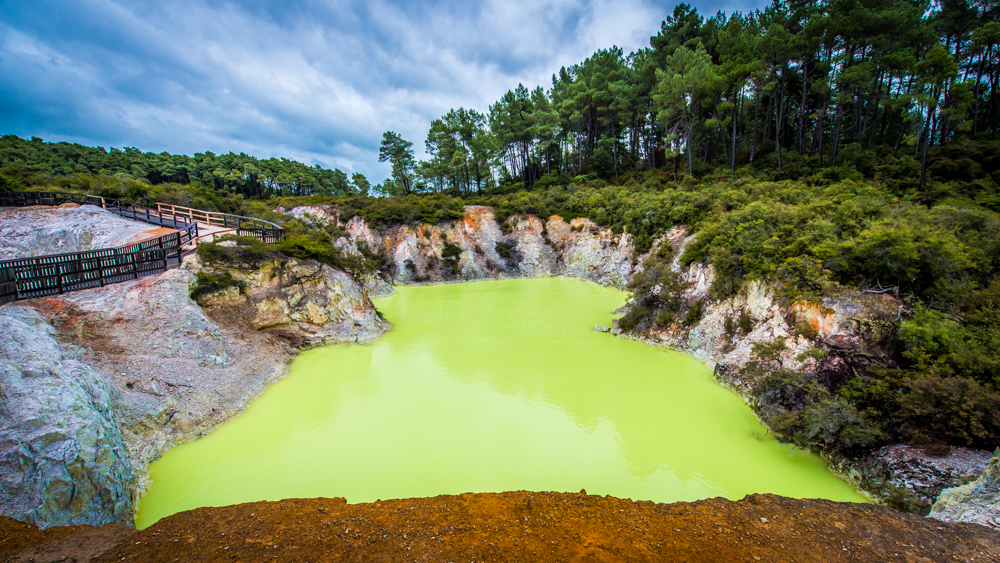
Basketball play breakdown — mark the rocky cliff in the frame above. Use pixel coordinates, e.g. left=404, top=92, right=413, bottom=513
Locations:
left=192, top=255, right=390, bottom=346
left=0, top=306, right=134, bottom=528
left=283, top=204, right=636, bottom=288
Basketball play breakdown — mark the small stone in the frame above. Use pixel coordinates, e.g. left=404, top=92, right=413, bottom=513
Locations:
left=593, top=325, right=610, bottom=333
left=760, top=517, right=768, bottom=523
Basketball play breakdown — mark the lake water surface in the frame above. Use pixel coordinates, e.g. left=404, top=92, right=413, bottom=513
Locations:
left=135, top=277, right=865, bottom=528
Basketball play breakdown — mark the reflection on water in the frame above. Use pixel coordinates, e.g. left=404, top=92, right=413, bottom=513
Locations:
left=136, top=278, right=865, bottom=528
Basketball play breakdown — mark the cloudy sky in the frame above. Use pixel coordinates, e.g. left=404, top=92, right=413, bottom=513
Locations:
left=0, top=0, right=768, bottom=183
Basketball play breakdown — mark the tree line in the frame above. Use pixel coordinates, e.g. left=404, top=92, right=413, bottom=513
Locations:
left=376, top=0, right=1000, bottom=195
left=0, top=135, right=369, bottom=197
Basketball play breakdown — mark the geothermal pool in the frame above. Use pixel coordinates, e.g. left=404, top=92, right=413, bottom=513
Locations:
left=135, top=278, right=864, bottom=528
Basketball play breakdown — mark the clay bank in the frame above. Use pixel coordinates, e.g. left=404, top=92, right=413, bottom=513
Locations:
left=1, top=202, right=997, bottom=537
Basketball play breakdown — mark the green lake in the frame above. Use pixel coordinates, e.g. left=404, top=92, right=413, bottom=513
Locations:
left=135, top=277, right=865, bottom=528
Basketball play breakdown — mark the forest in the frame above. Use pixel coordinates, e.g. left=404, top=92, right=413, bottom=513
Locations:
left=3, top=1, right=998, bottom=198
left=2, top=0, right=1000, bottom=463
left=391, top=0, right=1000, bottom=195
left=0, top=135, right=368, bottom=197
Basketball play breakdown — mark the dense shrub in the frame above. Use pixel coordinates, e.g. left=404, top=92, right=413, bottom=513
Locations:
left=755, top=369, right=886, bottom=453
left=897, top=374, right=1000, bottom=449
left=189, top=271, right=244, bottom=301
left=495, top=240, right=516, bottom=260
left=616, top=305, right=649, bottom=332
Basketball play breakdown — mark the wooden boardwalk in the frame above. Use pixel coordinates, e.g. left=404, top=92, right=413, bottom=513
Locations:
left=0, top=192, right=284, bottom=305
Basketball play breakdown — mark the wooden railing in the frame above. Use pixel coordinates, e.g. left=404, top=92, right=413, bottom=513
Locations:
left=0, top=191, right=284, bottom=304
left=155, top=203, right=284, bottom=243
left=0, top=192, right=285, bottom=243
left=0, top=192, right=195, bottom=230
left=0, top=223, right=197, bottom=305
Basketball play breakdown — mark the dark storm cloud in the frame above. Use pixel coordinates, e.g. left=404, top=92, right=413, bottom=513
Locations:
left=0, top=0, right=769, bottom=182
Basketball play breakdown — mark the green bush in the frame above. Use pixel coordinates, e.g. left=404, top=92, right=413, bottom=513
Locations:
left=190, top=271, right=244, bottom=301
left=796, top=321, right=820, bottom=341
left=755, top=369, right=886, bottom=453
left=441, top=241, right=463, bottom=275
left=897, top=374, right=1000, bottom=449
left=655, top=309, right=675, bottom=327
left=616, top=305, right=649, bottom=332
left=495, top=240, right=516, bottom=260
left=684, top=301, right=703, bottom=325
left=196, top=236, right=280, bottom=269
left=589, top=149, right=615, bottom=179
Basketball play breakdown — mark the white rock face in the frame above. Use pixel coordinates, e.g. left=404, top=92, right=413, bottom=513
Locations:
left=0, top=205, right=155, bottom=260
left=288, top=204, right=637, bottom=288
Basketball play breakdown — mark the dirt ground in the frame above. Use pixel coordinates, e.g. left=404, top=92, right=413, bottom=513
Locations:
left=3, top=492, right=999, bottom=562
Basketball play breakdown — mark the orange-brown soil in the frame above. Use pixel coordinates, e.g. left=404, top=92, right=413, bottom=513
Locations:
left=3, top=492, right=998, bottom=562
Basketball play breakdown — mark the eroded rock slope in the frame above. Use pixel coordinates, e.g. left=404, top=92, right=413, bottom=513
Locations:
left=285, top=204, right=635, bottom=288
left=0, top=307, right=134, bottom=527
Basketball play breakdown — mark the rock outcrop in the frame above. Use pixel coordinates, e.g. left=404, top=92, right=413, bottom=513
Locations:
left=0, top=306, right=134, bottom=527
left=285, top=204, right=636, bottom=289
left=930, top=451, right=1000, bottom=529
left=192, top=256, right=391, bottom=346
left=624, top=228, right=900, bottom=383
left=829, top=445, right=996, bottom=515
left=0, top=205, right=155, bottom=260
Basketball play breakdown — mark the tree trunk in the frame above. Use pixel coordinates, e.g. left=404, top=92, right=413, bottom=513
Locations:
left=750, top=81, right=761, bottom=164
left=812, top=90, right=828, bottom=158
left=776, top=68, right=786, bottom=172
left=920, top=91, right=938, bottom=191
left=763, top=83, right=775, bottom=145
left=798, top=58, right=809, bottom=155
left=830, top=101, right=844, bottom=167
left=732, top=87, right=740, bottom=170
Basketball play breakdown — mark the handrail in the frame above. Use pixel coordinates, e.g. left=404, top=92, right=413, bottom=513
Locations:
left=0, top=191, right=285, bottom=304
left=0, top=192, right=285, bottom=243
left=0, top=222, right=197, bottom=305
left=155, top=202, right=284, bottom=239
